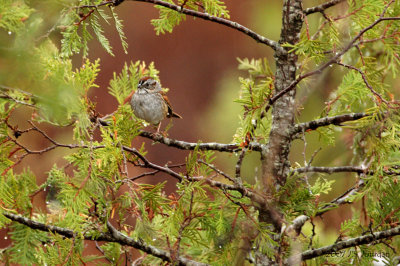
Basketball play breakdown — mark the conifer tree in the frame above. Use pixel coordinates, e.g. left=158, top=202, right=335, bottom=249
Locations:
left=1, top=0, right=400, bottom=264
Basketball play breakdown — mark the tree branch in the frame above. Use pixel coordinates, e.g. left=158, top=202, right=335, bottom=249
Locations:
left=97, top=118, right=264, bottom=153
left=79, top=0, right=283, bottom=52
left=138, top=130, right=264, bottom=152
left=267, top=1, right=399, bottom=109
left=121, top=145, right=268, bottom=205
left=293, top=165, right=400, bottom=176
left=293, top=166, right=366, bottom=175
left=286, top=215, right=309, bottom=236
left=317, top=179, right=365, bottom=216
left=286, top=179, right=366, bottom=243
left=122, top=145, right=184, bottom=180
left=2, top=212, right=207, bottom=266
left=335, top=62, right=387, bottom=104
left=197, top=159, right=235, bottom=183
left=106, top=221, right=208, bottom=265
left=304, top=0, right=346, bottom=15
left=301, top=224, right=400, bottom=260
left=291, top=112, right=368, bottom=137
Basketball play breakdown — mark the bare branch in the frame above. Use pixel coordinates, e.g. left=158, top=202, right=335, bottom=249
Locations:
left=188, top=176, right=267, bottom=207
left=106, top=221, right=208, bottom=265
left=121, top=146, right=267, bottom=204
left=292, top=113, right=368, bottom=137
left=293, top=166, right=366, bottom=175
left=304, top=0, right=346, bottom=15
left=138, top=130, right=263, bottom=152
left=3, top=212, right=207, bottom=266
left=286, top=178, right=366, bottom=240
left=293, top=166, right=400, bottom=176
left=95, top=118, right=264, bottom=153
left=120, top=170, right=160, bottom=182
left=197, top=159, right=235, bottom=183
left=122, top=146, right=183, bottom=180
left=78, top=0, right=283, bottom=52
left=301, top=224, right=400, bottom=260
left=318, top=179, right=365, bottom=216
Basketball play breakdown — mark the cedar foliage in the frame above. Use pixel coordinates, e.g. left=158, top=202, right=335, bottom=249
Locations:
left=0, top=0, right=400, bottom=265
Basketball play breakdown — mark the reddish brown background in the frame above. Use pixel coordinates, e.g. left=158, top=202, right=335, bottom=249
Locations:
left=1, top=0, right=361, bottom=264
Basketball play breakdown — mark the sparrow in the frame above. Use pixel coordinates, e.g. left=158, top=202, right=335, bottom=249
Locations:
left=128, top=77, right=182, bottom=132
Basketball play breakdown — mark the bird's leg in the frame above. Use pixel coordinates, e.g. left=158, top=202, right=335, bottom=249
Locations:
left=156, top=122, right=162, bottom=134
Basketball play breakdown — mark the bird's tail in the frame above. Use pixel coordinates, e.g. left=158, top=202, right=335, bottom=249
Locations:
left=171, top=112, right=182, bottom=119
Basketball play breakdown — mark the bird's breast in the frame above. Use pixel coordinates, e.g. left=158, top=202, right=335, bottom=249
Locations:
left=130, top=93, right=167, bottom=125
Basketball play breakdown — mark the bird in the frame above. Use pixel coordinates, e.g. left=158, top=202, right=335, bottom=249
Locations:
left=128, top=77, right=182, bottom=133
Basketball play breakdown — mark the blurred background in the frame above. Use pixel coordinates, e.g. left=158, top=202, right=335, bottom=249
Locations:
left=0, top=0, right=371, bottom=260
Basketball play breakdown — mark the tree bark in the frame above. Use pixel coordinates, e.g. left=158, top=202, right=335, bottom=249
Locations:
left=258, top=1, right=304, bottom=263
left=262, top=0, right=303, bottom=208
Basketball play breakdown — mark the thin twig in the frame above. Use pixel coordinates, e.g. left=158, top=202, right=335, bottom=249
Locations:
left=95, top=241, right=114, bottom=263
left=304, top=0, right=346, bottom=15
left=197, top=160, right=235, bottom=183
left=119, top=170, right=160, bottom=183
left=78, top=0, right=283, bottom=52
left=122, top=146, right=183, bottom=180
left=335, top=62, right=387, bottom=104
left=291, top=112, right=368, bottom=137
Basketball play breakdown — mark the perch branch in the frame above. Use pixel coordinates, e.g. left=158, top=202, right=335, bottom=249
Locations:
left=138, top=130, right=264, bottom=152
left=97, top=118, right=264, bottom=153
